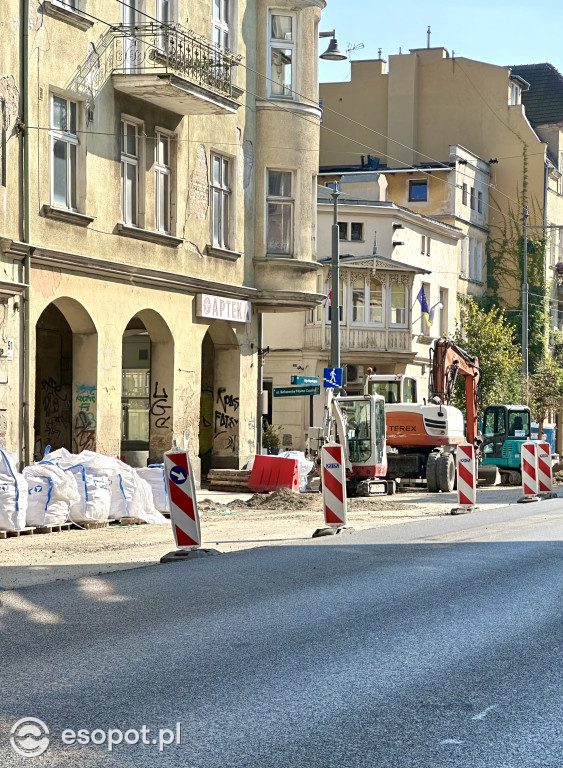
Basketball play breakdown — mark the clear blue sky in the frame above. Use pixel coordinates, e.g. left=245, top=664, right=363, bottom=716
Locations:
left=319, top=0, right=563, bottom=83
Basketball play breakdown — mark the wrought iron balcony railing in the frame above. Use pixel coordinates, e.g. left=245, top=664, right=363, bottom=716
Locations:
left=69, top=22, right=241, bottom=102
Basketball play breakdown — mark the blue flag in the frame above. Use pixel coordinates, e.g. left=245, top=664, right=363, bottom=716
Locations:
left=416, top=286, right=432, bottom=328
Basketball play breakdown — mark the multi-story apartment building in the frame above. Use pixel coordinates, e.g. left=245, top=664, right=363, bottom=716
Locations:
left=319, top=49, right=556, bottom=314
left=262, top=183, right=462, bottom=449
left=1, top=0, right=327, bottom=478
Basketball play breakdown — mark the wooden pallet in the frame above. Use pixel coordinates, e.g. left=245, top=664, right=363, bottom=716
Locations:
left=34, top=522, right=73, bottom=534
left=109, top=517, right=147, bottom=526
left=71, top=520, right=109, bottom=530
left=207, top=469, right=251, bottom=492
left=2, top=527, right=36, bottom=538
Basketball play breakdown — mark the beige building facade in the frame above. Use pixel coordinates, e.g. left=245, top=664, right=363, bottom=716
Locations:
left=262, top=186, right=462, bottom=449
left=1, top=0, right=327, bottom=476
left=319, top=49, right=556, bottom=312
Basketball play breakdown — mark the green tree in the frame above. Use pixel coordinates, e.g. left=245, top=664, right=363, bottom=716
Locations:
left=527, top=357, right=563, bottom=440
left=451, top=297, right=522, bottom=410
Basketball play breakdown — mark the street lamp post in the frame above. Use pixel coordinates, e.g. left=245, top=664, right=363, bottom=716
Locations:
left=523, top=205, right=529, bottom=380
left=330, top=187, right=340, bottom=369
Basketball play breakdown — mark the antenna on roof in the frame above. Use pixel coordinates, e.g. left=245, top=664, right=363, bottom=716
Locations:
left=427, top=25, right=431, bottom=48
left=346, top=42, right=365, bottom=61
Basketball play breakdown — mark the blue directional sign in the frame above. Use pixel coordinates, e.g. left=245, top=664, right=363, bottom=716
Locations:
left=290, top=375, right=319, bottom=386
left=323, top=367, right=343, bottom=389
left=170, top=465, right=188, bottom=485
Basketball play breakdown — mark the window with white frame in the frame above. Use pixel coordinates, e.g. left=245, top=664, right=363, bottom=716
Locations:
left=439, top=287, right=448, bottom=336
left=351, top=275, right=383, bottom=325
left=477, top=190, right=483, bottom=214
left=266, top=169, right=293, bottom=254
left=121, top=119, right=140, bottom=226
left=549, top=227, right=557, bottom=265
left=390, top=281, right=408, bottom=327
left=212, top=0, right=231, bottom=49
left=211, top=153, right=231, bottom=248
left=155, top=131, right=171, bottom=234
left=469, top=237, right=483, bottom=281
left=50, top=94, right=79, bottom=210
left=509, top=82, right=521, bottom=106
left=155, top=0, right=171, bottom=50
left=460, top=237, right=469, bottom=275
left=421, top=235, right=431, bottom=256
left=52, top=0, right=80, bottom=8
left=268, top=13, right=295, bottom=99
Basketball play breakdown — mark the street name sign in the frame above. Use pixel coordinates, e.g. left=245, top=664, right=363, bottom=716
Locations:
left=290, top=375, right=319, bottom=386
left=274, top=386, right=321, bottom=397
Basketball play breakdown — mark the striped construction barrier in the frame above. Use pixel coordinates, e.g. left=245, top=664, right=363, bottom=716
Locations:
left=520, top=441, right=539, bottom=502
left=321, top=443, right=347, bottom=528
left=452, top=444, right=477, bottom=513
left=163, top=447, right=202, bottom=549
left=537, top=441, right=553, bottom=494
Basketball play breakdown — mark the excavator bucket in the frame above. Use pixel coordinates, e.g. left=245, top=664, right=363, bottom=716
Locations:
left=478, top=464, right=501, bottom=486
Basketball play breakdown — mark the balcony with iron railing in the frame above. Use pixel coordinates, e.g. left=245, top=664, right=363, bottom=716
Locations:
left=68, top=23, right=243, bottom=115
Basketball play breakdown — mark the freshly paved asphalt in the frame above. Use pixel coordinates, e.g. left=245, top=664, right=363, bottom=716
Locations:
left=2, top=497, right=563, bottom=767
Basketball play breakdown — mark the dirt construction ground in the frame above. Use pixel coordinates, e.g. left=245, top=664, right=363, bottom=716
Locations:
left=0, top=484, right=550, bottom=591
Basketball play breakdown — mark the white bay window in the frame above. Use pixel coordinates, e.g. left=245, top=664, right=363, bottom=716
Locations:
left=268, top=13, right=295, bottom=98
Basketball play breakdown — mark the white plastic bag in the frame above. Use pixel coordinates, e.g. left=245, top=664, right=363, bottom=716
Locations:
left=136, top=465, right=169, bottom=513
left=0, top=449, right=28, bottom=531
left=24, top=461, right=79, bottom=527
left=66, top=464, right=112, bottom=523
left=279, top=451, right=315, bottom=493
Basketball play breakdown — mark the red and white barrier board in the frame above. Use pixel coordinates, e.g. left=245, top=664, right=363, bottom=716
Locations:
left=321, top=443, right=347, bottom=527
left=521, top=441, right=539, bottom=498
left=164, top=448, right=202, bottom=549
left=537, top=441, right=553, bottom=493
left=456, top=444, right=476, bottom=507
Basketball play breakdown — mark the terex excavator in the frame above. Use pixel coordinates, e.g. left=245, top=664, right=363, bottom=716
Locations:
left=365, top=338, right=481, bottom=492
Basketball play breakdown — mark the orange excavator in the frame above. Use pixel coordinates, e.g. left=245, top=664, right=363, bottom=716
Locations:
left=365, top=338, right=481, bottom=492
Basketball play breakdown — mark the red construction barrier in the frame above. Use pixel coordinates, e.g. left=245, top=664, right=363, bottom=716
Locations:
left=521, top=441, right=539, bottom=498
left=249, top=455, right=299, bottom=493
left=456, top=444, right=476, bottom=508
left=164, top=447, right=202, bottom=549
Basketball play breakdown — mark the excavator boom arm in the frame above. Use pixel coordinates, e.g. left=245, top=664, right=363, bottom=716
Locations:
left=430, top=338, right=481, bottom=446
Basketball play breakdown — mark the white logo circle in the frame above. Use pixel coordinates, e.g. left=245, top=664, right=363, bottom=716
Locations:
left=10, top=717, right=50, bottom=757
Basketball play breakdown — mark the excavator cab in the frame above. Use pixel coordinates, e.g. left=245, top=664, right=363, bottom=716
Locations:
left=480, top=404, right=531, bottom=485
left=334, top=394, right=387, bottom=496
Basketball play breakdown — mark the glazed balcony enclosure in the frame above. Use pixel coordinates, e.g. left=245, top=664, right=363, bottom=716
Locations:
left=70, top=22, right=243, bottom=115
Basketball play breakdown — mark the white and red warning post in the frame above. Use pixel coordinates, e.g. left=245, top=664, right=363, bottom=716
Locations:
left=163, top=447, right=202, bottom=549
left=321, top=443, right=347, bottom=528
left=452, top=444, right=478, bottom=514
left=520, top=440, right=539, bottom=500
left=537, top=441, right=553, bottom=494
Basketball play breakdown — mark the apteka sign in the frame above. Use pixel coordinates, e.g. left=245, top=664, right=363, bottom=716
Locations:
left=196, top=293, right=251, bottom=323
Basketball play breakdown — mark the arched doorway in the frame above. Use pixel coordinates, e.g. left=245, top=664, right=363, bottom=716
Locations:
left=199, top=321, right=240, bottom=475
left=121, top=310, right=174, bottom=465
left=34, top=298, right=98, bottom=460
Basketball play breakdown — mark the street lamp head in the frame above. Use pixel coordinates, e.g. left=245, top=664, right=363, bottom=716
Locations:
left=320, top=37, right=347, bottom=61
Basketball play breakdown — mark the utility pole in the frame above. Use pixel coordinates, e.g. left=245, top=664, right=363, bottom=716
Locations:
left=522, top=204, right=529, bottom=382
left=330, top=187, right=340, bottom=369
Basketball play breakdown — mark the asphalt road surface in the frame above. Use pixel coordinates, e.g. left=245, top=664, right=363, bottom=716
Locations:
left=2, top=498, right=563, bottom=767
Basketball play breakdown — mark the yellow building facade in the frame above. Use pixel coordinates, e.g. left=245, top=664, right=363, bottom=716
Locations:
left=1, top=0, right=326, bottom=477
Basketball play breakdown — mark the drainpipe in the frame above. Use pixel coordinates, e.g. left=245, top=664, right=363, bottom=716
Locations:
left=20, top=0, right=31, bottom=466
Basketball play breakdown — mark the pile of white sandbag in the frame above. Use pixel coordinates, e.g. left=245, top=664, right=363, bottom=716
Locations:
left=0, top=448, right=170, bottom=531
left=136, top=465, right=169, bottom=513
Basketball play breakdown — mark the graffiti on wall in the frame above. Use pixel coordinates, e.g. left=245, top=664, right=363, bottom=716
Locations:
left=38, top=377, right=72, bottom=457
left=213, top=387, right=239, bottom=453
left=73, top=384, right=97, bottom=453
left=150, top=381, right=172, bottom=429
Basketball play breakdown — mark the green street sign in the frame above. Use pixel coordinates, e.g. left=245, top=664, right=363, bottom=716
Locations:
left=273, top=386, right=321, bottom=397
left=290, top=375, right=319, bottom=386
